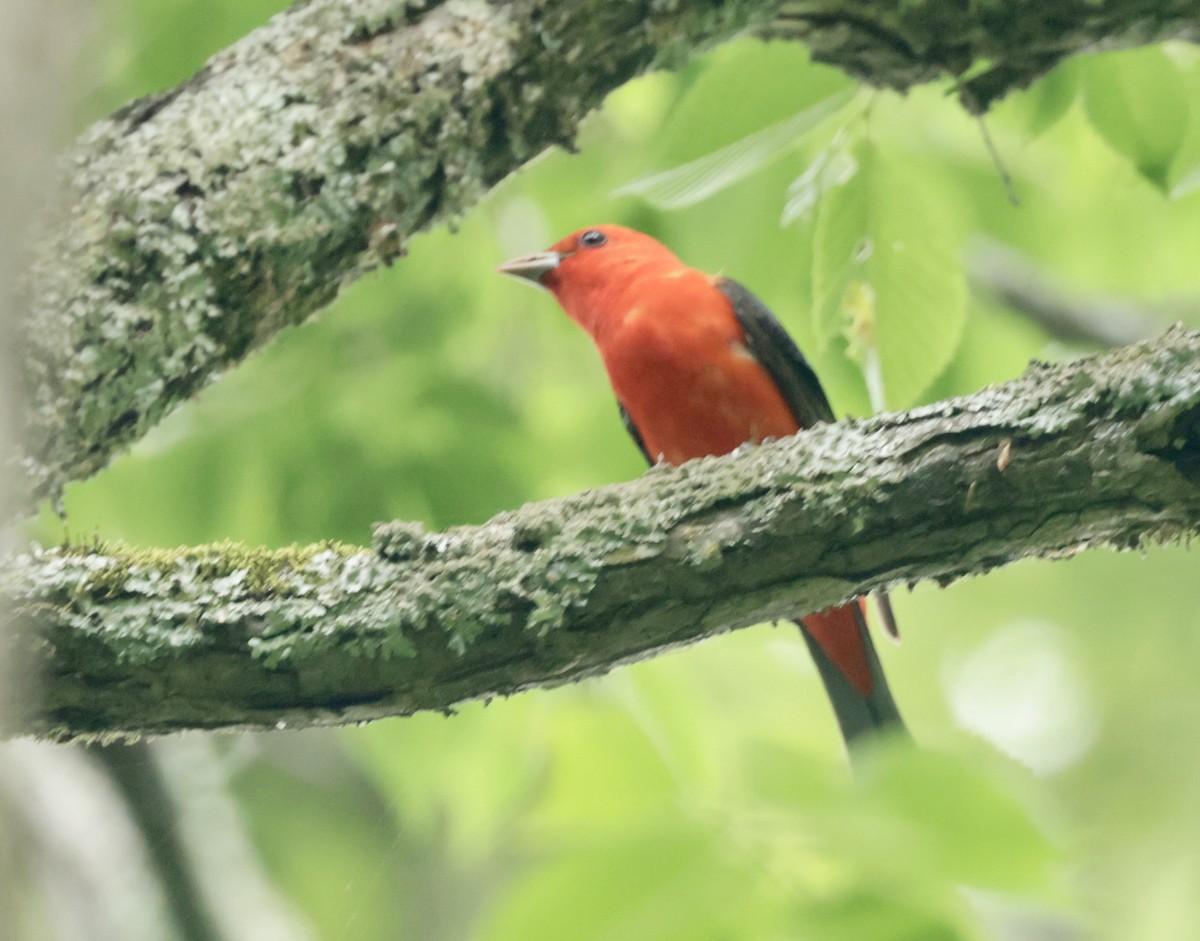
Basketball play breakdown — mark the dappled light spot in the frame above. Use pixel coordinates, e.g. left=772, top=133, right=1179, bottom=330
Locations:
left=945, top=620, right=1098, bottom=775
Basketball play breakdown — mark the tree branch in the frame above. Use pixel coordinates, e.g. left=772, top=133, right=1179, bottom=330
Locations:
left=969, top=240, right=1189, bottom=348
left=19, top=0, right=1200, bottom=518
left=19, top=0, right=769, bottom=515
left=85, top=743, right=227, bottom=941
left=768, top=0, right=1200, bottom=111
left=7, top=328, right=1200, bottom=742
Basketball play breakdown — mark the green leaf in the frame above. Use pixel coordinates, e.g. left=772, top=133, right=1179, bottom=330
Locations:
left=810, top=142, right=868, bottom=352
left=1019, top=59, right=1080, bottom=138
left=1164, top=49, right=1200, bottom=198
left=856, top=747, right=1059, bottom=892
left=811, top=141, right=968, bottom=410
left=786, top=892, right=964, bottom=941
left=781, top=129, right=859, bottom=225
left=1170, top=162, right=1200, bottom=199
left=481, top=829, right=762, bottom=941
left=613, top=88, right=856, bottom=209
left=1083, top=47, right=1190, bottom=192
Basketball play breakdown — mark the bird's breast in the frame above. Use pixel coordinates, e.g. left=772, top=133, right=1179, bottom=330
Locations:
left=600, top=299, right=799, bottom=465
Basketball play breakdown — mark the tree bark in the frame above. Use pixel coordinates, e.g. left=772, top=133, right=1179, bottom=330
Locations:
left=17, top=0, right=1200, bottom=518
left=7, top=327, right=1200, bottom=742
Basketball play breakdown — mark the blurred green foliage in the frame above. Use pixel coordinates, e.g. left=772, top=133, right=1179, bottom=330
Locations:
left=29, top=2, right=1200, bottom=939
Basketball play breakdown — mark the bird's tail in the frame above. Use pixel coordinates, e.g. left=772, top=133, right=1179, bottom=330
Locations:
left=796, top=600, right=904, bottom=748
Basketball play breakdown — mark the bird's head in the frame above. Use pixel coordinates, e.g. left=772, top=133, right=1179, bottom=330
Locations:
left=498, top=225, right=684, bottom=335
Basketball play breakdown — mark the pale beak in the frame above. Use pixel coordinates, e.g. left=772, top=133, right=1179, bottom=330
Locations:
left=496, top=250, right=563, bottom=286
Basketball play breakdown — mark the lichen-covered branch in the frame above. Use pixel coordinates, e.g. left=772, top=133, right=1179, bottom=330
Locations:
left=19, top=0, right=776, bottom=516
left=767, top=0, right=1200, bottom=111
left=7, top=328, right=1200, bottom=742
left=19, top=0, right=1200, bottom=519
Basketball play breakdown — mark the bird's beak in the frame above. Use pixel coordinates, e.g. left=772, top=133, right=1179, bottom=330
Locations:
left=496, top=251, right=563, bottom=286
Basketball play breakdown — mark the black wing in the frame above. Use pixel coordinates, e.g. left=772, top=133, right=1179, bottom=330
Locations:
left=717, top=278, right=835, bottom=429
left=618, top=401, right=653, bottom=465
left=720, top=279, right=901, bottom=640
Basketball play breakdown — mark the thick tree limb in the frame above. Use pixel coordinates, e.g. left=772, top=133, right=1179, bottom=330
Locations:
left=7, top=328, right=1200, bottom=742
left=21, top=0, right=766, bottom=515
left=19, top=0, right=1200, bottom=518
left=771, top=0, right=1200, bottom=110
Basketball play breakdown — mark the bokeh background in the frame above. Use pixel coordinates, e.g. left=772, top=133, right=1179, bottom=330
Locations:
left=7, top=2, right=1200, bottom=939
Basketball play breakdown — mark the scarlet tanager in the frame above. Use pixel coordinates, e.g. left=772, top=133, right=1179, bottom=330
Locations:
left=499, top=225, right=902, bottom=746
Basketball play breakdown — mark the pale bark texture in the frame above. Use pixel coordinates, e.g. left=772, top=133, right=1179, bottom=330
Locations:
left=18, top=0, right=1200, bottom=517
left=7, top=328, right=1200, bottom=742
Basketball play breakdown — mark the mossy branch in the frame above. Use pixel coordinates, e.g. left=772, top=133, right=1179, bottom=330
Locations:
left=8, top=328, right=1200, bottom=742
left=19, top=0, right=1200, bottom=518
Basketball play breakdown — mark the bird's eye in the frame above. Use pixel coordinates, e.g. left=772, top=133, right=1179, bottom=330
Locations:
left=579, top=230, right=607, bottom=248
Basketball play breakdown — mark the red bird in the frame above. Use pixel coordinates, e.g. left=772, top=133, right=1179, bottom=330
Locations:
left=499, top=225, right=902, bottom=747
